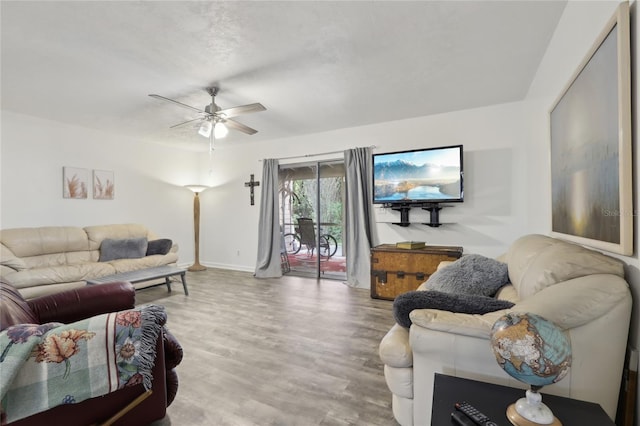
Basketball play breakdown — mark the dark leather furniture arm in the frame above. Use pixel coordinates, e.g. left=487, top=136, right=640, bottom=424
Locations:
left=164, top=329, right=184, bottom=369
left=163, top=329, right=183, bottom=405
left=28, top=281, right=135, bottom=324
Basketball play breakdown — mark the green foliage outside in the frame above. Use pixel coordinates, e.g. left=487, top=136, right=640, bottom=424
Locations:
left=292, top=178, right=343, bottom=243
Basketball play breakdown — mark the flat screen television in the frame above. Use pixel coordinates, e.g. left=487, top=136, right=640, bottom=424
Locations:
left=373, top=144, right=463, bottom=205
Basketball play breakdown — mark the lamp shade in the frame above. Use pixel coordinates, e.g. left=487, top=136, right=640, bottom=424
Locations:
left=214, top=122, right=229, bottom=139
left=184, top=185, right=209, bottom=193
left=198, top=121, right=213, bottom=138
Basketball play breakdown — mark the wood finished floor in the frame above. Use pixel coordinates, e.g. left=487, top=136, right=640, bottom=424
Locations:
left=136, top=268, right=399, bottom=426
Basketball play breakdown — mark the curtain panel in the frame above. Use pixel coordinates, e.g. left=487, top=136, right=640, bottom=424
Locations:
left=254, top=158, right=282, bottom=278
left=344, top=147, right=375, bottom=288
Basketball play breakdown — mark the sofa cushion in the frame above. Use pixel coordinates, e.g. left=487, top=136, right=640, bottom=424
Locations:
left=1, top=226, right=89, bottom=257
left=4, top=263, right=117, bottom=289
left=85, top=224, right=151, bottom=251
left=19, top=252, right=94, bottom=270
left=1, top=245, right=26, bottom=271
left=393, top=290, right=514, bottom=328
left=424, top=254, right=509, bottom=296
left=108, top=253, right=179, bottom=273
left=507, top=235, right=625, bottom=299
left=146, top=239, right=173, bottom=256
left=99, top=238, right=148, bottom=262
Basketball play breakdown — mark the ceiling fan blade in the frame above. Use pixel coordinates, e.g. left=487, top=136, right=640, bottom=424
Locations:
left=225, top=118, right=258, bottom=135
left=169, top=117, right=204, bottom=129
left=149, top=94, right=207, bottom=114
left=216, top=103, right=266, bottom=118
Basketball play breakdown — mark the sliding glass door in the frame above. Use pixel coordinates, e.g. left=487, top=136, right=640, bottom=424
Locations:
left=279, top=160, right=346, bottom=280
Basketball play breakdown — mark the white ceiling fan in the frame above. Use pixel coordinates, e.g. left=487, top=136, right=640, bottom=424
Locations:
left=149, top=87, right=266, bottom=139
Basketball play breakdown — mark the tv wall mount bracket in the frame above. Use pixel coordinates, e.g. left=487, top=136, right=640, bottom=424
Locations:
left=384, top=202, right=450, bottom=227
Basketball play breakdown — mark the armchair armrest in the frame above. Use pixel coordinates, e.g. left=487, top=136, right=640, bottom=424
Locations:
left=379, top=323, right=413, bottom=367
left=162, top=328, right=183, bottom=407
left=163, top=329, right=183, bottom=370
left=28, top=281, right=135, bottom=324
left=409, top=309, right=507, bottom=339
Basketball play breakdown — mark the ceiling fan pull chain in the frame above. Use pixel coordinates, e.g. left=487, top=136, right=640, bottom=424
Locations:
left=208, top=132, right=215, bottom=175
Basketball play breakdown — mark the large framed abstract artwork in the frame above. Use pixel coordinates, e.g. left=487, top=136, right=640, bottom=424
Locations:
left=549, top=2, right=632, bottom=255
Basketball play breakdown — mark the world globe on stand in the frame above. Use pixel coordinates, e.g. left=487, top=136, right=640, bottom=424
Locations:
left=490, top=312, right=572, bottom=425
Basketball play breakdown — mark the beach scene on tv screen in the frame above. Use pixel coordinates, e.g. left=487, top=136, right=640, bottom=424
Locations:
left=374, top=147, right=461, bottom=202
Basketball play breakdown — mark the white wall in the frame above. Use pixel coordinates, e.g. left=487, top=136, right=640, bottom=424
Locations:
left=0, top=111, right=199, bottom=266
left=523, top=0, right=640, bottom=420
left=0, top=96, right=534, bottom=282
left=200, top=100, right=529, bottom=275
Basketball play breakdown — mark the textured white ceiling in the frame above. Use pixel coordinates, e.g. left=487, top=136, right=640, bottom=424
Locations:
left=1, top=1, right=567, bottom=152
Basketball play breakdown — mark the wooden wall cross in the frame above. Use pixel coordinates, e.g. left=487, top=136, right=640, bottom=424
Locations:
left=244, top=174, right=260, bottom=205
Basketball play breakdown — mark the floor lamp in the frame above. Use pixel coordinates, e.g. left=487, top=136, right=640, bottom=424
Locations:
left=185, top=185, right=209, bottom=272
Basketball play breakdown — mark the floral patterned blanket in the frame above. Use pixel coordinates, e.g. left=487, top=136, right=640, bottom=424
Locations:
left=0, top=304, right=166, bottom=424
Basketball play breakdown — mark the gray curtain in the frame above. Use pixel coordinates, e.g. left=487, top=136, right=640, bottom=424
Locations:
left=344, top=147, right=375, bottom=288
left=254, top=158, right=282, bottom=278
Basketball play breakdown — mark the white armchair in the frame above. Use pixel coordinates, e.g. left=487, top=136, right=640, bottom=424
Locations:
left=379, top=234, right=632, bottom=426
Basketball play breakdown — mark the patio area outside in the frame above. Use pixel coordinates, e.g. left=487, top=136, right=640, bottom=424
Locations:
left=285, top=250, right=346, bottom=280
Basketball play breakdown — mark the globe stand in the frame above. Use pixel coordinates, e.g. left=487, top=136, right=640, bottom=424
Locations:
left=506, top=388, right=561, bottom=426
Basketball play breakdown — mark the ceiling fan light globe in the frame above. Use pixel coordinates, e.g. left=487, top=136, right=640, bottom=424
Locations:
left=214, top=123, right=229, bottom=139
left=198, top=121, right=212, bottom=138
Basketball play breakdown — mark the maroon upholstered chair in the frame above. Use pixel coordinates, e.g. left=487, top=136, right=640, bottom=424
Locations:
left=0, top=278, right=182, bottom=425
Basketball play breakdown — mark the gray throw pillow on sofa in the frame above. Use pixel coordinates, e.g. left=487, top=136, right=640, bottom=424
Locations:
left=146, top=239, right=173, bottom=256
left=393, top=290, right=515, bottom=328
left=99, top=237, right=148, bottom=262
left=424, top=254, right=509, bottom=297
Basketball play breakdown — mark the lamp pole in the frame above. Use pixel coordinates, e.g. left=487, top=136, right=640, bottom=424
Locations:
left=185, top=185, right=209, bottom=272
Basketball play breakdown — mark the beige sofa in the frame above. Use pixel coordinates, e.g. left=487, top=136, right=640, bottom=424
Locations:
left=379, top=234, right=632, bottom=426
left=0, top=223, right=179, bottom=299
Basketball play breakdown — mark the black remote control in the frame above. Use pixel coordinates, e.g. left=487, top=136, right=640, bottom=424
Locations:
left=451, top=410, right=476, bottom=426
left=454, top=401, right=499, bottom=426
